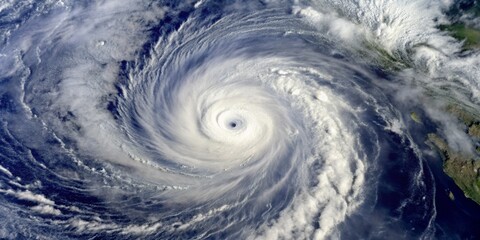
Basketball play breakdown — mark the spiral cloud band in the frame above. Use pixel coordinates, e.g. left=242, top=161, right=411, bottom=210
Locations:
left=0, top=0, right=479, bottom=239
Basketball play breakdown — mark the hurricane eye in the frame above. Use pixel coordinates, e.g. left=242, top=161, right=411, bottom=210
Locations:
left=8, top=0, right=475, bottom=238
left=227, top=120, right=242, bottom=130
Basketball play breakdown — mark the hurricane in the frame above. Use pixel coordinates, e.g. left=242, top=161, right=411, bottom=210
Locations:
left=1, top=0, right=480, bottom=239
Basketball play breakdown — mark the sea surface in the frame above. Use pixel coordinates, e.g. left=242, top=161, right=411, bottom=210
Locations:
left=0, top=0, right=480, bottom=239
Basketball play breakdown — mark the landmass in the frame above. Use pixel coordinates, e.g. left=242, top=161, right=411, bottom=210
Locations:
left=449, top=191, right=455, bottom=201
left=389, top=2, right=480, bottom=204
left=439, top=24, right=480, bottom=49
left=410, top=112, right=422, bottom=124
left=426, top=105, right=480, bottom=205
left=440, top=2, right=480, bottom=50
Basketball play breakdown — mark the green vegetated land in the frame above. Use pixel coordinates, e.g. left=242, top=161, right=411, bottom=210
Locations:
left=426, top=105, right=480, bottom=205
left=440, top=2, right=480, bottom=50
left=410, top=112, right=422, bottom=124
left=440, top=24, right=480, bottom=49
left=362, top=39, right=414, bottom=72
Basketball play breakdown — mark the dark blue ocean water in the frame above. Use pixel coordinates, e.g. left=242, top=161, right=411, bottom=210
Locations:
left=0, top=0, right=479, bottom=239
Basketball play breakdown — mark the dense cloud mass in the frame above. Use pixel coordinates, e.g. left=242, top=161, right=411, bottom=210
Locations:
left=0, top=0, right=479, bottom=239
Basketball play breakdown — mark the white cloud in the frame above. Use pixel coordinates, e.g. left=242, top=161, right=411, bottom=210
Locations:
left=0, top=165, right=13, bottom=178
left=31, top=204, right=62, bottom=216
left=3, top=189, right=55, bottom=205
